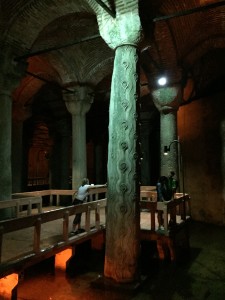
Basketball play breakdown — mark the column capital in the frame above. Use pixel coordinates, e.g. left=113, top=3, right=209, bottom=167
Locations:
left=64, top=86, right=94, bottom=116
left=87, top=0, right=142, bottom=49
left=152, top=85, right=182, bottom=114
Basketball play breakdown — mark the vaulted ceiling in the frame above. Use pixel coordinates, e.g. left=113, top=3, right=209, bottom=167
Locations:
left=1, top=0, right=225, bottom=147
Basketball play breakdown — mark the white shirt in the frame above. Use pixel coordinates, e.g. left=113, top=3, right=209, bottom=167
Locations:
left=75, top=184, right=91, bottom=202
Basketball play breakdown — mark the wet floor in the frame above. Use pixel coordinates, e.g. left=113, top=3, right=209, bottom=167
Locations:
left=16, top=220, right=225, bottom=300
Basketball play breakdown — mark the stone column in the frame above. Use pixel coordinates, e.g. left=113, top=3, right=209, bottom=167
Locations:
left=12, top=104, right=31, bottom=193
left=86, top=0, right=142, bottom=283
left=0, top=52, right=27, bottom=219
left=64, top=86, right=93, bottom=189
left=152, top=85, right=181, bottom=177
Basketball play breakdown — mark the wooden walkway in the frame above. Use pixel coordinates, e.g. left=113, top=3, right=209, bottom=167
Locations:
left=0, top=188, right=191, bottom=279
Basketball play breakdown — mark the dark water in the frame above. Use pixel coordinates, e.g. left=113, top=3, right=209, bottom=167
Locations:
left=17, top=222, right=225, bottom=299
left=17, top=241, right=160, bottom=300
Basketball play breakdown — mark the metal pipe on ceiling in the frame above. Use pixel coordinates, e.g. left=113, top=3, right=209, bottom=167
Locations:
left=94, top=0, right=116, bottom=18
left=153, top=0, right=225, bottom=22
left=26, top=71, right=74, bottom=93
left=14, top=34, right=101, bottom=61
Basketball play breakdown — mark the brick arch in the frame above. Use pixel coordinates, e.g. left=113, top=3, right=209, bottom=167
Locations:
left=83, top=56, right=114, bottom=86
left=182, top=37, right=225, bottom=68
left=2, top=0, right=92, bottom=52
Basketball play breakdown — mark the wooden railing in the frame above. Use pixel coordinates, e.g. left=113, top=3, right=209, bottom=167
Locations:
left=0, top=198, right=107, bottom=276
left=0, top=187, right=190, bottom=277
left=140, top=191, right=191, bottom=235
left=12, top=186, right=107, bottom=207
left=0, top=196, right=43, bottom=217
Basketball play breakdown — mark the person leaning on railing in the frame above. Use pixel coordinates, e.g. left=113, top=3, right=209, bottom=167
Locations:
left=71, top=178, right=107, bottom=235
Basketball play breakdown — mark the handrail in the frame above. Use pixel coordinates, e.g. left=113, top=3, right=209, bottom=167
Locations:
left=0, top=187, right=190, bottom=277
left=0, top=196, right=43, bottom=217
left=140, top=191, right=191, bottom=235
left=12, top=186, right=107, bottom=206
left=0, top=199, right=107, bottom=276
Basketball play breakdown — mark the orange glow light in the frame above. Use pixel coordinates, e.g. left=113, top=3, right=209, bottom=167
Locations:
left=0, top=273, right=18, bottom=299
left=55, top=248, right=72, bottom=270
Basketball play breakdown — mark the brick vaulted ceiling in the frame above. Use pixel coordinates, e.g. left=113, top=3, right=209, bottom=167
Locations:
left=1, top=0, right=225, bottom=146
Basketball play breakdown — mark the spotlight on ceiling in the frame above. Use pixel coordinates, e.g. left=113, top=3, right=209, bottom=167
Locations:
left=157, top=76, right=167, bottom=86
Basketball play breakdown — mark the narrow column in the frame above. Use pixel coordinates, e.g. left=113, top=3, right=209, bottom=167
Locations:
left=152, top=85, right=181, bottom=177
left=140, top=112, right=151, bottom=185
left=0, top=53, right=27, bottom=219
left=87, top=0, right=142, bottom=283
left=64, top=86, right=93, bottom=189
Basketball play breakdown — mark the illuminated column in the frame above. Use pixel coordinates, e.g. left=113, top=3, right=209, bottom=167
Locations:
left=0, top=52, right=26, bottom=219
left=152, top=85, right=181, bottom=176
left=12, top=103, right=31, bottom=193
left=64, top=86, right=93, bottom=189
left=87, top=0, right=142, bottom=283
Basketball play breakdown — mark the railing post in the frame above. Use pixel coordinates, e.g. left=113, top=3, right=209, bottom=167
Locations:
left=169, top=202, right=177, bottom=226
left=56, top=195, right=60, bottom=206
left=150, top=202, right=157, bottom=231
left=16, top=201, right=20, bottom=217
left=28, top=199, right=32, bottom=215
left=63, top=211, right=69, bottom=241
left=96, top=203, right=100, bottom=229
left=49, top=194, right=53, bottom=206
left=85, top=206, right=91, bottom=232
left=163, top=205, right=169, bottom=234
left=38, top=197, right=43, bottom=214
left=34, top=218, right=41, bottom=253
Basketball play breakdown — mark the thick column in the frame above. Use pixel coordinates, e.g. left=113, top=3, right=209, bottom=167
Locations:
left=152, top=86, right=181, bottom=177
left=64, top=86, right=93, bottom=189
left=87, top=0, right=142, bottom=283
left=0, top=53, right=27, bottom=219
left=12, top=104, right=31, bottom=192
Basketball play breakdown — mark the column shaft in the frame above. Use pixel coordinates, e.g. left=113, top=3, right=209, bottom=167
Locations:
left=104, top=45, right=140, bottom=282
left=72, top=114, right=86, bottom=189
left=160, top=111, right=178, bottom=176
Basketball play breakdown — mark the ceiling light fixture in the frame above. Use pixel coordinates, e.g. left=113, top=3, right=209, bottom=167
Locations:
left=157, top=76, right=167, bottom=86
